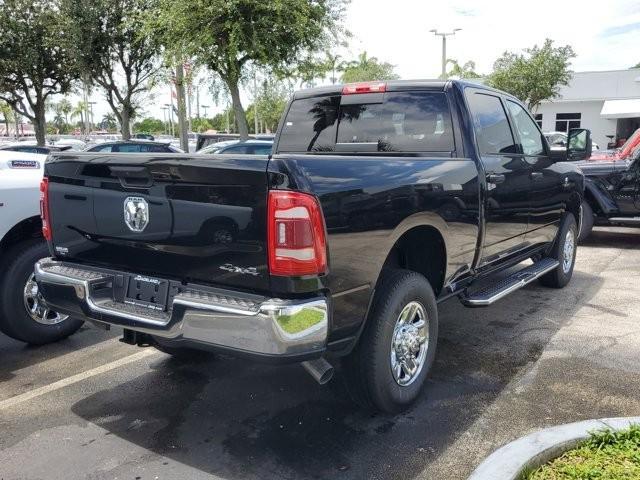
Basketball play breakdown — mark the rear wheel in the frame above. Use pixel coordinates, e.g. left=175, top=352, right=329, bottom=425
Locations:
left=343, top=269, right=438, bottom=413
left=0, top=239, right=84, bottom=344
left=540, top=214, right=578, bottom=289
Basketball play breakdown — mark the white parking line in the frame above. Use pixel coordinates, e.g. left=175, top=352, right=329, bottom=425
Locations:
left=0, top=348, right=158, bottom=410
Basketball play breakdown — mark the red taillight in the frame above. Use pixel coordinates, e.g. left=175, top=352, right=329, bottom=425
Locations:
left=342, top=81, right=386, bottom=95
left=267, top=190, right=327, bottom=276
left=40, top=177, right=51, bottom=241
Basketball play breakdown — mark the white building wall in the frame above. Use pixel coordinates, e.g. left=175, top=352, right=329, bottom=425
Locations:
left=536, top=69, right=640, bottom=149
left=536, top=100, right=617, bottom=149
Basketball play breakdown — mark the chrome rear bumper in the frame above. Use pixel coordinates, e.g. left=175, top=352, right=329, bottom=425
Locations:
left=35, top=258, right=328, bottom=359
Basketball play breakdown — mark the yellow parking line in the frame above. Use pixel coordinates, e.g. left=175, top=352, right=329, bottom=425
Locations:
left=0, top=348, right=158, bottom=410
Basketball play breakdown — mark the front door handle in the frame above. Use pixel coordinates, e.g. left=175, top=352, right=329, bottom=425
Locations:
left=487, top=173, right=506, bottom=184
left=531, top=172, right=544, bottom=181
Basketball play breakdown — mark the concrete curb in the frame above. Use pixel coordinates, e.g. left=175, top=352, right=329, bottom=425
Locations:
left=468, top=416, right=640, bottom=480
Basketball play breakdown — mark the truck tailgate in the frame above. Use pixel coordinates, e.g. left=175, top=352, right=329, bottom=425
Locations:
left=45, top=153, right=270, bottom=292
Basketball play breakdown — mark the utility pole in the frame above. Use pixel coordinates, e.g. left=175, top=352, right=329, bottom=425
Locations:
left=88, top=101, right=96, bottom=132
left=82, top=75, right=91, bottom=137
left=164, top=103, right=173, bottom=137
left=253, top=72, right=259, bottom=135
left=196, top=86, right=200, bottom=118
left=429, top=28, right=461, bottom=79
left=161, top=107, right=168, bottom=134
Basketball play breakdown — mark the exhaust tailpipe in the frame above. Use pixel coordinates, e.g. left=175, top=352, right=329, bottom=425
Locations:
left=301, top=358, right=334, bottom=385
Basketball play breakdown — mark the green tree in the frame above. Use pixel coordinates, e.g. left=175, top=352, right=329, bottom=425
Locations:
left=340, top=51, right=399, bottom=83
left=143, top=0, right=347, bottom=139
left=134, top=117, right=165, bottom=134
left=100, top=113, right=118, bottom=131
left=71, top=101, right=87, bottom=134
left=0, top=0, right=79, bottom=145
left=0, top=100, right=14, bottom=136
left=63, top=0, right=161, bottom=140
left=58, top=98, right=73, bottom=126
left=445, top=59, right=481, bottom=79
left=255, top=81, right=289, bottom=133
left=633, top=62, right=640, bottom=69
left=191, top=117, right=213, bottom=133
left=487, top=39, right=575, bottom=111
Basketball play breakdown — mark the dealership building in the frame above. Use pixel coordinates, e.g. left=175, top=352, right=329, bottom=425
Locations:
left=535, top=68, right=640, bottom=149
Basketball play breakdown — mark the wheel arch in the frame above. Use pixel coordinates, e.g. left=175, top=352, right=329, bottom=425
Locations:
left=375, top=218, right=449, bottom=297
left=0, top=215, right=42, bottom=255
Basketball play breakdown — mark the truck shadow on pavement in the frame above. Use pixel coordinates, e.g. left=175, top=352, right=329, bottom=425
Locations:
left=70, top=269, right=604, bottom=480
left=582, top=228, right=640, bottom=249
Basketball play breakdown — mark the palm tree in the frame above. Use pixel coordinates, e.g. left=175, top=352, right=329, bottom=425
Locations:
left=445, top=59, right=481, bottom=80
left=101, top=113, right=117, bottom=131
left=58, top=98, right=73, bottom=126
left=71, top=101, right=87, bottom=134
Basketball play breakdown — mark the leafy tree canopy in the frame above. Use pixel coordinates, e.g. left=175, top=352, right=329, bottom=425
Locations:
left=340, top=51, right=399, bottom=83
left=487, top=39, right=575, bottom=111
left=134, top=117, right=165, bottom=134
left=62, top=0, right=162, bottom=139
left=0, top=0, right=79, bottom=144
left=143, top=0, right=349, bottom=139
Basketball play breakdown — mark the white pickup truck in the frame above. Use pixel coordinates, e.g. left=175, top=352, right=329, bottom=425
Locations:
left=0, top=151, right=83, bottom=344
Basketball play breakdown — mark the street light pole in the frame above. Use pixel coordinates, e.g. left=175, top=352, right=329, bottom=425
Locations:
left=201, top=105, right=209, bottom=118
left=429, top=28, right=461, bottom=79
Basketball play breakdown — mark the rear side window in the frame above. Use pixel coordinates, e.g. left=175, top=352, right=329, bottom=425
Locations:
left=113, top=144, right=143, bottom=153
left=144, top=144, right=171, bottom=153
left=279, top=96, right=340, bottom=152
left=278, top=91, right=454, bottom=154
left=466, top=92, right=517, bottom=155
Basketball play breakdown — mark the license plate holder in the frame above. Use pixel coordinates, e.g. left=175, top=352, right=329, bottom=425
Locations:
left=124, top=275, right=169, bottom=311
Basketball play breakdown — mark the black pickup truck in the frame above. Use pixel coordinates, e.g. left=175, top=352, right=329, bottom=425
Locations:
left=36, top=80, right=589, bottom=412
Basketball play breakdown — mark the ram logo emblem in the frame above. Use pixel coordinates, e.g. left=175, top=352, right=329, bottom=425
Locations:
left=124, top=197, right=149, bottom=232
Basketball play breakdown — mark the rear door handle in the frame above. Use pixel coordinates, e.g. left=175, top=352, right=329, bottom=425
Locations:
left=486, top=173, right=506, bottom=184
left=531, top=172, right=544, bottom=181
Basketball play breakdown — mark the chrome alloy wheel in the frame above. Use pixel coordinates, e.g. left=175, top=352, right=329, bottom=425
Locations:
left=23, top=273, right=68, bottom=325
left=390, top=301, right=429, bottom=386
left=562, top=230, right=575, bottom=274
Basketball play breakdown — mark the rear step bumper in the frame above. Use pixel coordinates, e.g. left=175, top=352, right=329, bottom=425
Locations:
left=35, top=258, right=328, bottom=361
left=460, top=258, right=559, bottom=307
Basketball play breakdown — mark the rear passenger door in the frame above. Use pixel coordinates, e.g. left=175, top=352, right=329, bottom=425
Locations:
left=465, top=89, right=531, bottom=264
left=506, top=100, right=562, bottom=246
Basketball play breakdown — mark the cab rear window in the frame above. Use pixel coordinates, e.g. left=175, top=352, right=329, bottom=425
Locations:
left=278, top=91, right=455, bottom=154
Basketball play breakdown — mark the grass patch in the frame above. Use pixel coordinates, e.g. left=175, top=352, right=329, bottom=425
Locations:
left=522, top=424, right=640, bottom=480
left=277, top=309, right=324, bottom=334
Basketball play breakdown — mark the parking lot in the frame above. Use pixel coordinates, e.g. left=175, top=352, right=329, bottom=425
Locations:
left=1, top=227, right=639, bottom=480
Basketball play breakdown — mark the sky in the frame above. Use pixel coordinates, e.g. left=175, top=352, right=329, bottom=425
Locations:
left=50, top=0, right=640, bottom=125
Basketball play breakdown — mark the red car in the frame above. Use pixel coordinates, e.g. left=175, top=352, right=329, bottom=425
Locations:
left=587, top=128, right=640, bottom=161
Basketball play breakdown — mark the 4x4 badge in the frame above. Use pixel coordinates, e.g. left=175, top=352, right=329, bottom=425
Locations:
left=124, top=197, right=149, bottom=232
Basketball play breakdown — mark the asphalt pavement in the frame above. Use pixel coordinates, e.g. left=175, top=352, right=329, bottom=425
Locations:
left=1, top=227, right=639, bottom=480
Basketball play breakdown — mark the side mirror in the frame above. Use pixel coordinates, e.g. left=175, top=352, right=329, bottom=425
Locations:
left=567, top=128, right=592, bottom=161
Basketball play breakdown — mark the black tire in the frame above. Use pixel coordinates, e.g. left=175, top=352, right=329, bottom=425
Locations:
left=343, top=269, right=438, bottom=413
left=539, top=214, right=578, bottom=289
left=578, top=200, right=594, bottom=243
left=151, top=337, right=215, bottom=361
left=0, top=239, right=84, bottom=345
